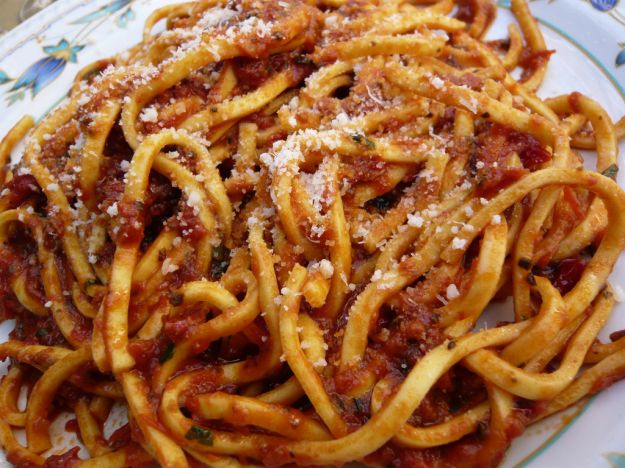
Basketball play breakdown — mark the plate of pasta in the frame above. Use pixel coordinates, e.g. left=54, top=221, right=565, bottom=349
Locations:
left=0, top=0, right=624, bottom=466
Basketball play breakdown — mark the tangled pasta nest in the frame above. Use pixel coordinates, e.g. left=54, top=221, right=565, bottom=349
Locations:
left=0, top=0, right=624, bottom=466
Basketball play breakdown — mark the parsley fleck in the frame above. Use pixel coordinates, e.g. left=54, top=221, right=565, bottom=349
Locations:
left=367, top=194, right=394, bottom=212
left=185, top=425, right=213, bottom=445
left=159, top=342, right=175, bottom=364
left=602, top=164, right=618, bottom=180
left=476, top=420, right=489, bottom=438
left=351, top=133, right=375, bottom=150
left=517, top=258, right=532, bottom=270
left=84, top=278, right=99, bottom=290
left=169, top=293, right=183, bottom=306
left=353, top=397, right=366, bottom=413
left=211, top=244, right=230, bottom=280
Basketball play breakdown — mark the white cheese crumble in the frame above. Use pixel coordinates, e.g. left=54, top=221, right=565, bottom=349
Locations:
left=161, top=258, right=179, bottom=275
left=186, top=190, right=202, bottom=215
left=407, top=213, right=424, bottom=228
left=452, top=237, right=467, bottom=250
left=106, top=202, right=118, bottom=217
left=312, top=358, right=327, bottom=369
left=140, top=106, right=158, bottom=123
left=77, top=94, right=91, bottom=106
left=431, top=76, right=445, bottom=89
left=446, top=284, right=460, bottom=300
left=310, top=259, right=334, bottom=279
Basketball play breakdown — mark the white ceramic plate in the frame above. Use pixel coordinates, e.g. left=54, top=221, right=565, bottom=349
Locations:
left=0, top=0, right=623, bottom=466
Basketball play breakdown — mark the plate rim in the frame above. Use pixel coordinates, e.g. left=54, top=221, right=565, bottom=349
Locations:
left=0, top=0, right=106, bottom=60
left=0, top=0, right=624, bottom=466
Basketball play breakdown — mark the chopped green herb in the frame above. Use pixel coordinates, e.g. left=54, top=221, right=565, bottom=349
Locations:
left=517, top=258, right=532, bottom=270
left=351, top=133, right=376, bottom=150
left=602, top=164, right=619, bottom=180
left=211, top=244, right=231, bottom=280
left=476, top=420, right=489, bottom=438
left=84, top=278, right=99, bottom=290
left=294, top=55, right=313, bottom=66
left=447, top=340, right=456, bottom=350
left=159, top=342, right=175, bottom=364
left=334, top=396, right=346, bottom=411
left=367, top=194, right=394, bottom=212
left=169, top=293, right=183, bottom=306
left=353, top=397, right=366, bottom=413
left=35, top=328, right=48, bottom=338
left=185, top=425, right=213, bottom=446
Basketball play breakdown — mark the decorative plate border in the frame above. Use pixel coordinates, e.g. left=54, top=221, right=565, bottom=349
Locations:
left=500, top=0, right=625, bottom=78
left=0, top=0, right=623, bottom=465
left=0, top=0, right=135, bottom=105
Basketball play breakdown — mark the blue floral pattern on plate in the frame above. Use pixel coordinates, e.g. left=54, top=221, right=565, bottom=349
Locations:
left=617, top=43, right=625, bottom=67
left=606, top=452, right=625, bottom=468
left=0, top=0, right=624, bottom=464
left=0, top=71, right=11, bottom=86
left=499, top=0, right=625, bottom=82
left=0, top=0, right=135, bottom=106
left=590, top=0, right=618, bottom=11
left=71, top=0, right=134, bottom=28
left=6, top=39, right=84, bottom=104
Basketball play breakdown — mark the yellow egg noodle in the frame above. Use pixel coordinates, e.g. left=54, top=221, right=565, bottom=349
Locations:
left=0, top=0, right=623, bottom=466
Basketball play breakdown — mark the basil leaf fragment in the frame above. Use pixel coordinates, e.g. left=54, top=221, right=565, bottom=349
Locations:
left=351, top=133, right=375, bottom=150
left=602, top=164, right=618, bottom=180
left=353, top=397, right=366, bottom=413
left=185, top=425, right=213, bottom=446
left=159, top=341, right=175, bottom=364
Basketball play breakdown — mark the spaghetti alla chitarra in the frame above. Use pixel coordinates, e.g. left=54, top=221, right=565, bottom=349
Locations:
left=0, top=0, right=624, bottom=466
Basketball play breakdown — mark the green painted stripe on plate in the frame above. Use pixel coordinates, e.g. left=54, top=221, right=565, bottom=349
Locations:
left=518, top=395, right=597, bottom=467
left=35, top=94, right=68, bottom=123
left=536, top=18, right=625, bottom=103
left=498, top=3, right=625, bottom=103
left=493, top=10, right=625, bottom=459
